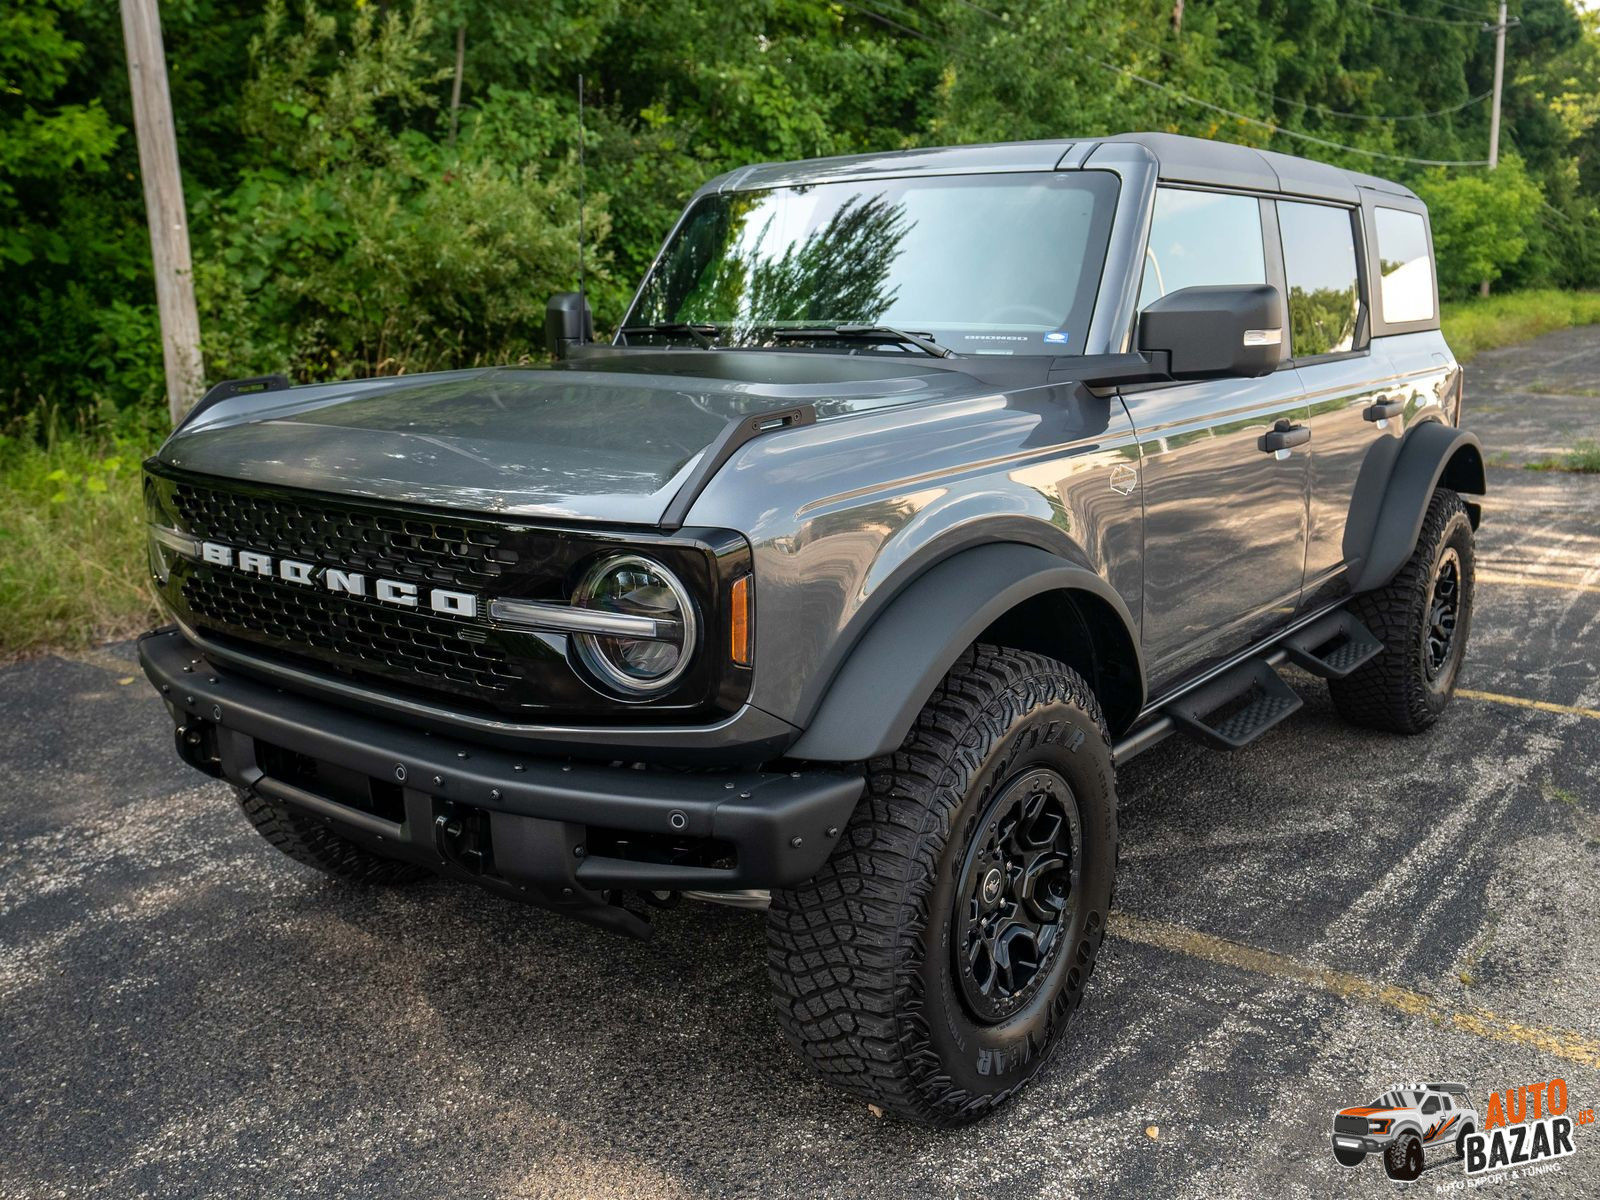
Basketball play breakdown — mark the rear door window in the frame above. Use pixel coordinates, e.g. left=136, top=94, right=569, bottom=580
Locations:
left=1278, top=201, right=1362, bottom=357
left=1375, top=207, right=1435, bottom=324
left=1138, top=188, right=1266, bottom=311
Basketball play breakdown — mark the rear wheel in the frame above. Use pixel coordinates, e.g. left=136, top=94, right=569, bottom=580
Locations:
left=236, top=787, right=429, bottom=885
left=1330, top=488, right=1474, bottom=734
left=766, top=645, right=1117, bottom=1127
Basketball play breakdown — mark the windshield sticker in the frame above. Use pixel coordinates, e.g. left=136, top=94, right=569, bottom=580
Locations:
left=1044, top=331, right=1071, bottom=344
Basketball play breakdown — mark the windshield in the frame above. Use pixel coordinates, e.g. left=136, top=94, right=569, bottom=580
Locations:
left=624, top=171, right=1119, bottom=355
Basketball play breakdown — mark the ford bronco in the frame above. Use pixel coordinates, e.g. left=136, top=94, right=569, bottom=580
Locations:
left=1333, top=1081, right=1480, bottom=1180
left=140, top=132, right=1484, bottom=1126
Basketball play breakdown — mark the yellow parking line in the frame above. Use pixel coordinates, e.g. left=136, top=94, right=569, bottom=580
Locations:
left=1457, top=689, right=1600, bottom=722
left=1112, top=912, right=1600, bottom=1068
left=1478, top=570, right=1600, bottom=595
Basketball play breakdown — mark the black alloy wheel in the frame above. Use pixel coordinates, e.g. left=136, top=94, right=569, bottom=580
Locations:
left=955, top=767, right=1081, bottom=1023
left=1424, top=546, right=1462, bottom=681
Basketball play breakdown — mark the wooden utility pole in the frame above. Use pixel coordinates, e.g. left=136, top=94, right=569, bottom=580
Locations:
left=449, top=25, right=466, bottom=146
left=1481, top=0, right=1510, bottom=297
left=120, top=0, right=205, bottom=423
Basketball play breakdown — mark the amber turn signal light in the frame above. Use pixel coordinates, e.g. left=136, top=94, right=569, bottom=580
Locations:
left=730, top=574, right=752, bottom=666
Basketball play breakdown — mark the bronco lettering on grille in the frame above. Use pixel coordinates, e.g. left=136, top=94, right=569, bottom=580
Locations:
left=199, top=540, right=478, bottom=618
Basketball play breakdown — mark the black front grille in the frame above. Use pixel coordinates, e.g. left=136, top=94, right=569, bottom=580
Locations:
left=171, top=479, right=520, bottom=591
left=1335, top=1115, right=1370, bottom=1137
left=183, top=569, right=521, bottom=694
left=146, top=464, right=749, bottom=723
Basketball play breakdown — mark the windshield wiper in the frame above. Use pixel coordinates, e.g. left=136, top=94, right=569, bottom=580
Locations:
left=770, top=324, right=953, bottom=359
left=619, top=322, right=720, bottom=349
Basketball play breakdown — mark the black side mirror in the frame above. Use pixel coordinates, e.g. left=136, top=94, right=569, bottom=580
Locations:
left=545, top=292, right=594, bottom=359
left=1138, top=284, right=1284, bottom=381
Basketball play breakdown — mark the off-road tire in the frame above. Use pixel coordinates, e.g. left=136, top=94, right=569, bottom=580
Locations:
left=1384, top=1132, right=1425, bottom=1182
left=1330, top=487, right=1474, bottom=734
left=1455, top=1122, right=1476, bottom=1161
left=236, top=787, right=429, bottom=885
left=766, top=645, right=1117, bottom=1127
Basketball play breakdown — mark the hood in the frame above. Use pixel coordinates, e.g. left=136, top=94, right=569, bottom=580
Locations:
left=158, top=353, right=991, bottom=525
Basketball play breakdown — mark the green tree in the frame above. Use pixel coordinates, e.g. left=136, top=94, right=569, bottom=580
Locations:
left=1414, top=156, right=1546, bottom=297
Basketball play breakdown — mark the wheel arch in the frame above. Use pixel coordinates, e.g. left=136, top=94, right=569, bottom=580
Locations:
left=1346, top=421, right=1484, bottom=595
left=786, top=542, right=1145, bottom=763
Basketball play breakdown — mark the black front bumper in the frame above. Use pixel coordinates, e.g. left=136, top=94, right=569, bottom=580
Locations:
left=139, top=628, right=864, bottom=936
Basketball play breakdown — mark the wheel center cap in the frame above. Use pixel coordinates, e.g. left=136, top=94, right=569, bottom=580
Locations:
left=981, top=868, right=1003, bottom=906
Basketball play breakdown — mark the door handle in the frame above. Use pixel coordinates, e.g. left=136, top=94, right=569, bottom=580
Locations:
left=1258, top=420, right=1311, bottom=459
left=1364, top=396, right=1405, bottom=424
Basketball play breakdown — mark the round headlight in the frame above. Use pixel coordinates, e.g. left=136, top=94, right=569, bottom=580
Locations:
left=571, top=554, right=698, bottom=696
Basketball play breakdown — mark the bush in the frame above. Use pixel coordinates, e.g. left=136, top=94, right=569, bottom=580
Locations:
left=0, top=411, right=160, bottom=658
left=1440, top=288, right=1600, bottom=361
left=195, top=0, right=606, bottom=383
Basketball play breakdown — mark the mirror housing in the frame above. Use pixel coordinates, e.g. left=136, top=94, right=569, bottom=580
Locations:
left=1137, top=284, right=1284, bottom=381
left=545, top=292, right=594, bottom=359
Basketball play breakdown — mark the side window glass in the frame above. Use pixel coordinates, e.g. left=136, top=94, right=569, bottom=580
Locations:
left=1375, top=207, right=1435, bottom=323
left=1422, top=1097, right=1441, bottom=1114
left=1138, top=188, right=1266, bottom=311
left=1278, top=201, right=1361, bottom=357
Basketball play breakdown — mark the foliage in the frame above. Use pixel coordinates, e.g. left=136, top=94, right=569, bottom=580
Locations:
left=196, top=1, right=602, bottom=380
left=0, top=411, right=160, bottom=658
left=1525, top=438, right=1600, bottom=472
left=1414, top=156, right=1547, bottom=297
left=1439, top=286, right=1600, bottom=360
left=2, top=0, right=1600, bottom=416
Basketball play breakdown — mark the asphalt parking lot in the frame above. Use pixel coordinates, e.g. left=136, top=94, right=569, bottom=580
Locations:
left=2, top=329, right=1597, bottom=1199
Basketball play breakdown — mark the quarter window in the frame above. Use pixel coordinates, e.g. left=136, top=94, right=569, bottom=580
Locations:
left=1375, top=207, right=1435, bottom=324
left=1278, top=201, right=1362, bottom=357
left=1138, top=188, right=1266, bottom=311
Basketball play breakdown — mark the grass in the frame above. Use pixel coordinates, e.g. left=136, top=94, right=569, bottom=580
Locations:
left=1440, top=288, right=1600, bottom=363
left=1525, top=439, right=1600, bottom=474
left=3, top=288, right=1600, bottom=662
left=0, top=422, right=159, bottom=660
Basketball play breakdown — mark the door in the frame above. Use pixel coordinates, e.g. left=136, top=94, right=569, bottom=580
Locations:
left=1121, top=187, right=1311, bottom=686
left=1276, top=199, right=1404, bottom=607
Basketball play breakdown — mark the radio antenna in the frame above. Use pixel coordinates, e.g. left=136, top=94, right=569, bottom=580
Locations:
left=577, top=73, right=586, bottom=310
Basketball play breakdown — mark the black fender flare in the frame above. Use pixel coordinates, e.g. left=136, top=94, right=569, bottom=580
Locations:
left=786, top=542, right=1145, bottom=763
left=1345, top=421, right=1485, bottom=595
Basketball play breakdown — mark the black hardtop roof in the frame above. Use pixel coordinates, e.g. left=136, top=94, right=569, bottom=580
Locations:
left=703, top=131, right=1419, bottom=206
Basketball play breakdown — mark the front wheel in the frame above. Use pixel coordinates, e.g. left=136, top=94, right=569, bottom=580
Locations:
left=236, top=787, right=430, bottom=885
left=766, top=645, right=1118, bottom=1127
left=1385, top=1132, right=1425, bottom=1182
left=1331, top=1140, right=1367, bottom=1168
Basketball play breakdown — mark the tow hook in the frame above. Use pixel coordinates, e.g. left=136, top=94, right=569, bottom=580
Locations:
left=433, top=802, right=491, bottom=875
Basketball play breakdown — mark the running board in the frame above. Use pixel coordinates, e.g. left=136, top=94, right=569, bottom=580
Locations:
left=1164, top=659, right=1303, bottom=751
left=1279, top=610, right=1383, bottom=679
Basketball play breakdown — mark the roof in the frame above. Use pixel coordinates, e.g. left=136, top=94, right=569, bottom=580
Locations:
left=704, top=131, right=1419, bottom=205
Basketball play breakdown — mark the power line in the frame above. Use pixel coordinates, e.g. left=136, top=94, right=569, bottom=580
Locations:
left=1070, top=49, right=1491, bottom=166
left=835, top=0, right=935, bottom=41
left=1351, top=1, right=1495, bottom=29
left=1227, top=80, right=1491, bottom=123
left=937, top=0, right=1490, bottom=165
left=1433, top=0, right=1502, bottom=15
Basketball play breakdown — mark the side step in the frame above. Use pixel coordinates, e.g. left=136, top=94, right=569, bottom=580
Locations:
left=1165, top=660, right=1303, bottom=751
left=1280, top=610, right=1383, bottom=679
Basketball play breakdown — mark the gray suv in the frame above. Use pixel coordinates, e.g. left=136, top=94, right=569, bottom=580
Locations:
left=139, top=132, right=1484, bottom=1126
